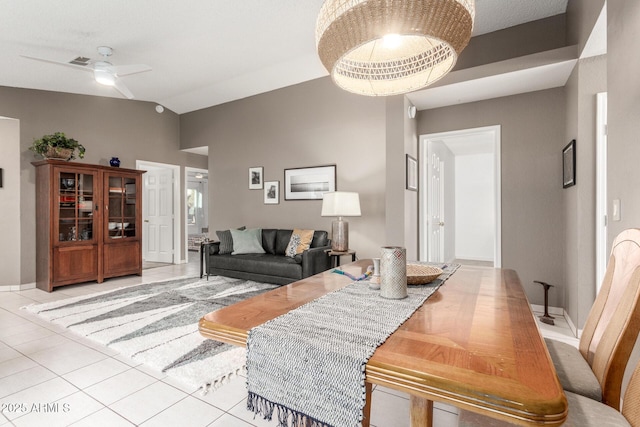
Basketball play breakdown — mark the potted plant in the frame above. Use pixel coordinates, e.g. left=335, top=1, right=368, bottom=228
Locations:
left=29, top=132, right=86, bottom=161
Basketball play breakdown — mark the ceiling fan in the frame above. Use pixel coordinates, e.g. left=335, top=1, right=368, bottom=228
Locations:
left=22, top=46, right=151, bottom=99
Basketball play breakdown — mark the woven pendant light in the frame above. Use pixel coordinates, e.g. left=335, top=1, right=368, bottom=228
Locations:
left=316, top=0, right=475, bottom=96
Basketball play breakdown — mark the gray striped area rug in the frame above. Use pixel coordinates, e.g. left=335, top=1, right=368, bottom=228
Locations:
left=23, top=276, right=278, bottom=392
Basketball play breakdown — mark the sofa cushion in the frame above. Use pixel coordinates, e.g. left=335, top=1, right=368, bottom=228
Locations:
left=210, top=254, right=303, bottom=279
left=285, top=229, right=315, bottom=257
left=216, top=226, right=246, bottom=255
left=311, top=230, right=329, bottom=248
left=262, top=229, right=277, bottom=255
left=231, top=228, right=265, bottom=255
left=275, top=230, right=293, bottom=255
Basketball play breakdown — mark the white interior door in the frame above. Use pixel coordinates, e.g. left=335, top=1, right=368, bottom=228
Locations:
left=421, top=125, right=501, bottom=267
left=143, top=168, right=174, bottom=263
left=428, top=154, right=445, bottom=262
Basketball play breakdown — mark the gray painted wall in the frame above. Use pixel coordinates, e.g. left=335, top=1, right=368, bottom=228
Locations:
left=403, top=97, right=419, bottom=260
left=181, top=77, right=390, bottom=260
left=607, top=0, right=640, bottom=395
left=417, top=89, right=566, bottom=307
left=0, top=86, right=207, bottom=285
left=456, top=14, right=568, bottom=71
left=607, top=2, right=640, bottom=248
left=563, top=55, right=607, bottom=329
left=0, top=118, right=20, bottom=287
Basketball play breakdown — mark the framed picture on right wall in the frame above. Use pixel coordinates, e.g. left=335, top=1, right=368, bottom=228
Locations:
left=406, top=154, right=418, bottom=191
left=563, top=139, right=576, bottom=188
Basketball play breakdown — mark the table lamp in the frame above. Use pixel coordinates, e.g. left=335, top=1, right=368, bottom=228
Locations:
left=321, top=191, right=361, bottom=251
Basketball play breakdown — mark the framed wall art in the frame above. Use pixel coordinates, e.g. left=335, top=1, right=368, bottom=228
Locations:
left=563, top=140, right=576, bottom=188
left=284, top=165, right=336, bottom=200
left=249, top=166, right=263, bottom=190
left=406, top=154, right=418, bottom=191
left=264, top=181, right=279, bottom=204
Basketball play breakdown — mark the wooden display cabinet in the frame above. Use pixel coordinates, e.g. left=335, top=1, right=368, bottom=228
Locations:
left=33, top=160, right=145, bottom=291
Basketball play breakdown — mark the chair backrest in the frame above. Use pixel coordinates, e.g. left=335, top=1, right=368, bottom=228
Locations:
left=579, top=228, right=640, bottom=409
left=622, top=358, right=640, bottom=426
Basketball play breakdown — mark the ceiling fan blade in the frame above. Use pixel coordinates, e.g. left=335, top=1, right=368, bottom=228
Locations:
left=112, top=64, right=152, bottom=77
left=20, top=55, right=93, bottom=72
left=113, top=77, right=135, bottom=99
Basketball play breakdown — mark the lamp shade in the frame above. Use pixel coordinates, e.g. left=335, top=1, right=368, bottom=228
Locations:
left=316, top=0, right=475, bottom=96
left=321, top=191, right=361, bottom=217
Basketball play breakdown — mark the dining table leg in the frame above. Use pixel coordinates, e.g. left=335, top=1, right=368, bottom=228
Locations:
left=410, top=396, right=433, bottom=427
left=362, top=382, right=372, bottom=427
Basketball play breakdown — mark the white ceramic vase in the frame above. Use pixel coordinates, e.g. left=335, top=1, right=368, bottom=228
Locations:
left=380, top=246, right=407, bottom=299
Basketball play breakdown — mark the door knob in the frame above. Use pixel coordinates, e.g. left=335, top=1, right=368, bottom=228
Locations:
left=144, top=219, right=149, bottom=223
left=439, top=222, right=445, bottom=226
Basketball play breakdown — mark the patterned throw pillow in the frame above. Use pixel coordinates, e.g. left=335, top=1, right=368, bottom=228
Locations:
left=285, top=229, right=314, bottom=258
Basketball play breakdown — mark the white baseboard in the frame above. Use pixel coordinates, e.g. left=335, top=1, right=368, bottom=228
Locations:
left=0, top=282, right=36, bottom=292
left=564, top=309, right=582, bottom=338
left=530, top=303, right=564, bottom=316
left=454, top=256, right=494, bottom=262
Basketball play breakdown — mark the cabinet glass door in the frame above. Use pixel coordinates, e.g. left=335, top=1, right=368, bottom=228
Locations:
left=107, top=175, right=137, bottom=240
left=57, top=171, right=96, bottom=242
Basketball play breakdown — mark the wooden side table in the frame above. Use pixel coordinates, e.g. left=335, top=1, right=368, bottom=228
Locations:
left=326, top=249, right=356, bottom=268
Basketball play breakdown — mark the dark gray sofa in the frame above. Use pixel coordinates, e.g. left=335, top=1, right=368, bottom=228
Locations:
left=204, top=229, right=331, bottom=285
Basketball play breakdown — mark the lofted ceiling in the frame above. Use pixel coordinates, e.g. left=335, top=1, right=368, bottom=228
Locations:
left=1, top=0, right=570, bottom=115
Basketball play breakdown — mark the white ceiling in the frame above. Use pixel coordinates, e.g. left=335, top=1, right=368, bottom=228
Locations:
left=1, top=0, right=572, bottom=115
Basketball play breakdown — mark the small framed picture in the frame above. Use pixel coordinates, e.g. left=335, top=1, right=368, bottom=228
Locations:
left=249, top=167, right=263, bottom=190
left=264, top=181, right=279, bottom=204
left=563, top=140, right=576, bottom=188
left=406, top=154, right=418, bottom=191
left=284, top=165, right=336, bottom=200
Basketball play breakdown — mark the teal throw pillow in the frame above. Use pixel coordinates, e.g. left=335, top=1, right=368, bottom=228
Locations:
left=230, top=228, right=265, bottom=255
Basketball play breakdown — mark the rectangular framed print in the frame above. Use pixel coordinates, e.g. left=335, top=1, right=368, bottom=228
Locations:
left=264, top=181, right=279, bottom=204
left=284, top=165, right=336, bottom=200
left=249, top=166, right=263, bottom=190
left=563, top=140, right=576, bottom=188
left=406, top=154, right=418, bottom=191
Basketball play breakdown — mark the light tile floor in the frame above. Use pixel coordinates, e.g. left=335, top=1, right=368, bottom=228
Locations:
left=0, top=257, right=578, bottom=427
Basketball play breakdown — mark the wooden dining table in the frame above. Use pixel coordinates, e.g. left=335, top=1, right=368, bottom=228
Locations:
left=198, top=260, right=568, bottom=426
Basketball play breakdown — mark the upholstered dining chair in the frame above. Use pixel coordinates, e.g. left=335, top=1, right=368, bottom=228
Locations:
left=545, top=228, right=640, bottom=410
left=458, top=356, right=640, bottom=426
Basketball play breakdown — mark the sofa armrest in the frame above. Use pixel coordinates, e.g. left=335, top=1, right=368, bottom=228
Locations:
left=204, top=241, right=220, bottom=255
left=302, top=245, right=331, bottom=278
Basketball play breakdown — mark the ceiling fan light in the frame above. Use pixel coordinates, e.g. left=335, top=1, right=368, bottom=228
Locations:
left=94, top=69, right=115, bottom=86
left=316, top=0, right=475, bottom=96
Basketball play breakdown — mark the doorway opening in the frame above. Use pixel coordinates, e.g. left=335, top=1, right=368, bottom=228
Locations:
left=419, top=125, right=502, bottom=267
left=185, top=167, right=209, bottom=264
left=136, top=160, right=181, bottom=267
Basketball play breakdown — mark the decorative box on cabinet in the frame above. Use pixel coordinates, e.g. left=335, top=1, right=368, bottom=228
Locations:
left=33, top=160, right=145, bottom=292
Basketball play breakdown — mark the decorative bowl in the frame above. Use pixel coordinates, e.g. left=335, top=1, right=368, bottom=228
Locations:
left=116, top=222, right=130, bottom=229
left=108, top=222, right=117, bottom=230
left=406, top=264, right=443, bottom=285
